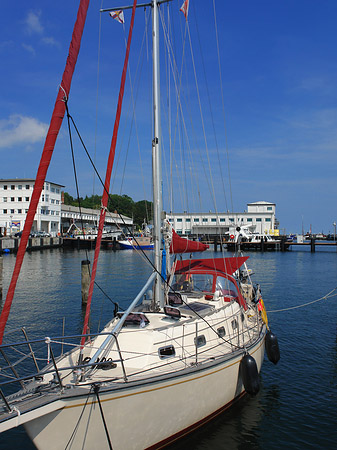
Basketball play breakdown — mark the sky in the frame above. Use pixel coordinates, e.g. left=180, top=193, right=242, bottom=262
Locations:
left=1, top=0, right=337, bottom=234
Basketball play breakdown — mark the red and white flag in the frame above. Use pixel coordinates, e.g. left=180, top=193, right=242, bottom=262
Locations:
left=109, top=10, right=125, bottom=24
left=180, top=0, right=190, bottom=20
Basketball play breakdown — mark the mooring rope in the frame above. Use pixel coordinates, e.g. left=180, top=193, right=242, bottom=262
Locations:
left=267, top=287, right=337, bottom=313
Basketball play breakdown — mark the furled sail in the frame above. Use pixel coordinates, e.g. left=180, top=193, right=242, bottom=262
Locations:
left=170, top=228, right=209, bottom=254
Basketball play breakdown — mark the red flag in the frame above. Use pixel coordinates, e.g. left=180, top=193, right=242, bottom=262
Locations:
left=109, top=10, right=124, bottom=24
left=180, top=0, right=190, bottom=20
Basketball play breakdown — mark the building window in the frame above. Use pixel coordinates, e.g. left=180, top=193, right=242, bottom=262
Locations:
left=194, top=218, right=199, bottom=222
left=25, top=197, right=29, bottom=201
left=3, top=185, right=7, bottom=190
left=18, top=209, right=22, bottom=214
left=51, top=187, right=55, bottom=193
left=10, top=209, right=14, bottom=214
left=11, top=185, right=15, bottom=190
left=56, top=189, right=60, bottom=194
left=18, top=197, right=22, bottom=202
left=185, top=218, right=191, bottom=222
left=25, top=209, right=28, bottom=213
left=168, top=218, right=173, bottom=222
left=256, top=218, right=262, bottom=222
left=3, top=197, right=7, bottom=202
left=202, top=218, right=208, bottom=222
left=266, top=218, right=271, bottom=222
left=211, top=218, right=216, bottom=222
left=3, top=209, right=7, bottom=213
left=26, top=185, right=30, bottom=190
left=247, top=218, right=252, bottom=222
left=18, top=185, right=22, bottom=190
left=267, top=207, right=272, bottom=211
left=51, top=199, right=55, bottom=204
left=220, top=218, right=225, bottom=222
left=229, top=218, right=234, bottom=222
left=10, top=197, right=14, bottom=202
left=177, top=218, right=182, bottom=222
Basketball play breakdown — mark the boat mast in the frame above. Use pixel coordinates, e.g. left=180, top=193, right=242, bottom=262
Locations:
left=152, top=0, right=164, bottom=309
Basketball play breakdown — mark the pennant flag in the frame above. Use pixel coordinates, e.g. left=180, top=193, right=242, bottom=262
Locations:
left=180, top=0, right=190, bottom=20
left=109, top=10, right=125, bottom=24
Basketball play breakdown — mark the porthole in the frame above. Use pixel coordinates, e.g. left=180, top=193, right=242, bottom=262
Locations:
left=217, top=326, right=226, bottom=338
left=194, top=335, right=206, bottom=347
left=159, top=345, right=176, bottom=359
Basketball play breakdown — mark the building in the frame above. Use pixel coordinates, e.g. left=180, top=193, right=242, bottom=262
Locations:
left=61, top=205, right=133, bottom=233
left=0, top=179, right=63, bottom=236
left=166, top=201, right=278, bottom=236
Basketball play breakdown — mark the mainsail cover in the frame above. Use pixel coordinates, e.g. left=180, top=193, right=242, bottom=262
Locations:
left=170, top=228, right=209, bottom=254
left=0, top=0, right=90, bottom=345
left=174, top=256, right=249, bottom=275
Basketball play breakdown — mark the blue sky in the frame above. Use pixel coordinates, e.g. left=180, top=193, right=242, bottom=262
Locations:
left=1, top=0, right=337, bottom=234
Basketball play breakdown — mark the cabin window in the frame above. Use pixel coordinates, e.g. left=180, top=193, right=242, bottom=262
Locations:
left=231, top=319, right=238, bottom=330
left=217, top=326, right=226, bottom=338
left=194, top=335, right=206, bottom=347
left=123, top=313, right=149, bottom=327
left=168, top=292, right=183, bottom=306
left=159, top=345, right=176, bottom=359
left=241, top=313, right=245, bottom=323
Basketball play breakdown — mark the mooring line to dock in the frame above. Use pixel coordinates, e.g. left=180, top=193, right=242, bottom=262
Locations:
left=266, top=287, right=337, bottom=313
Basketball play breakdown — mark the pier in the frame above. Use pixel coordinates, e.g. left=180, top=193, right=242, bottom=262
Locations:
left=219, top=238, right=337, bottom=252
left=0, top=237, right=63, bottom=255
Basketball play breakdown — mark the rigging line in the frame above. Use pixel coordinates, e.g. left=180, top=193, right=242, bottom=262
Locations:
left=213, top=0, right=233, bottom=213
left=160, top=10, right=203, bottom=212
left=267, top=288, right=337, bottom=313
left=93, top=385, right=113, bottom=450
left=193, top=0, right=227, bottom=223
left=65, top=386, right=93, bottom=450
left=67, top=104, right=112, bottom=306
left=161, top=11, right=209, bottom=215
left=92, top=1, right=104, bottom=200
left=186, top=20, right=218, bottom=215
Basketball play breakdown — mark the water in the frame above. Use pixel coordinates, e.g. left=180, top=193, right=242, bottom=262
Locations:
left=0, top=247, right=336, bottom=449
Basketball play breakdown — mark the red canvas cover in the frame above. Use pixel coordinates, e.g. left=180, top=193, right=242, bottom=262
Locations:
left=170, top=229, right=209, bottom=254
left=174, top=256, right=249, bottom=275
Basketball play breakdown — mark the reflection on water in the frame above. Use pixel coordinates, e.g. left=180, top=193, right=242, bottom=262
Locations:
left=1, top=248, right=337, bottom=449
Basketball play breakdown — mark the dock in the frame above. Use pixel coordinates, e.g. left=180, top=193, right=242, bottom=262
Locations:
left=0, top=237, right=63, bottom=255
left=219, top=238, right=337, bottom=252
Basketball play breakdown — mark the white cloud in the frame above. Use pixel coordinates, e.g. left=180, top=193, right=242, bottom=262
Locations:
left=22, top=43, right=36, bottom=55
left=24, top=11, right=44, bottom=35
left=41, top=36, right=60, bottom=48
left=0, top=115, right=48, bottom=149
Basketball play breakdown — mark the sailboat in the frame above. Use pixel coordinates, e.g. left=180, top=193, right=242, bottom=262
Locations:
left=0, top=1, right=280, bottom=449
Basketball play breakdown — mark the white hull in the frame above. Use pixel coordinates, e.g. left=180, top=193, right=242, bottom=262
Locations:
left=22, top=337, right=264, bottom=450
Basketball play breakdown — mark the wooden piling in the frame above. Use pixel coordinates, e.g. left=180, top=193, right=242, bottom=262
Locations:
left=310, top=238, right=315, bottom=253
left=81, top=260, right=91, bottom=306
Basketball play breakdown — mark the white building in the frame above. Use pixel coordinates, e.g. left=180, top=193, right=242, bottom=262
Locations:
left=0, top=179, right=63, bottom=236
left=166, top=201, right=278, bottom=236
left=61, top=205, right=133, bottom=232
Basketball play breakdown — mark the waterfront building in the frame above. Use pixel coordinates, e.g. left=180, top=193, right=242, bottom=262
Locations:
left=166, top=201, right=278, bottom=236
left=0, top=179, right=63, bottom=236
left=61, top=205, right=133, bottom=233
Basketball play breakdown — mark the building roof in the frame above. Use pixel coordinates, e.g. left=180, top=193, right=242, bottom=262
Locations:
left=247, top=201, right=275, bottom=205
left=0, top=178, right=65, bottom=187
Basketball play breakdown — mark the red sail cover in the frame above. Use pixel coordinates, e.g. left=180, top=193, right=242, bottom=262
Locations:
left=0, top=0, right=90, bottom=345
left=174, top=256, right=249, bottom=275
left=170, top=229, right=209, bottom=254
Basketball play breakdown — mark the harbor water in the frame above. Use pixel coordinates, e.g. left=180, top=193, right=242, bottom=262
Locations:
left=0, top=246, right=336, bottom=449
